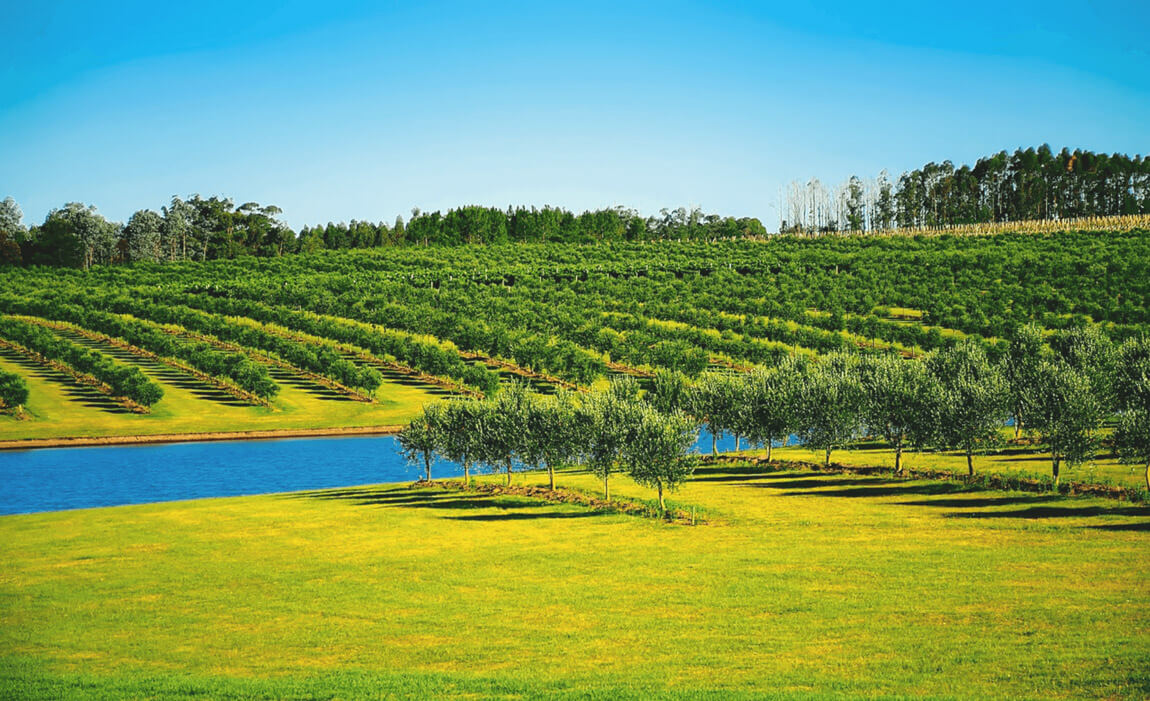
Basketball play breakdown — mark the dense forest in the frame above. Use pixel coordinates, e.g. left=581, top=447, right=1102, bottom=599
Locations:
left=1, top=146, right=1147, bottom=268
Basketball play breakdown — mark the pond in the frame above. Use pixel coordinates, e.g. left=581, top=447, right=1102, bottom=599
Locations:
left=0, top=428, right=762, bottom=515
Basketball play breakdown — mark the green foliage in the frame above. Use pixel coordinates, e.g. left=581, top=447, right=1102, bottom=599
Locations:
left=621, top=405, right=699, bottom=512
left=1027, top=360, right=1107, bottom=483
left=859, top=354, right=938, bottom=473
left=397, top=403, right=446, bottom=481
left=795, top=353, right=864, bottom=466
left=0, top=369, right=29, bottom=410
left=927, top=341, right=1009, bottom=474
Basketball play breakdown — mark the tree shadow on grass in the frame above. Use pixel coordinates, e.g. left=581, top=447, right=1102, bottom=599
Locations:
left=445, top=511, right=602, bottom=521
left=775, top=481, right=968, bottom=498
left=898, top=494, right=1064, bottom=508
left=752, top=476, right=901, bottom=491
left=294, top=484, right=568, bottom=512
left=943, top=504, right=1150, bottom=520
left=1088, top=522, right=1150, bottom=532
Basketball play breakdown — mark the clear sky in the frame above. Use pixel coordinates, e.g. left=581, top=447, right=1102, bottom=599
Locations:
left=2, top=1, right=1147, bottom=230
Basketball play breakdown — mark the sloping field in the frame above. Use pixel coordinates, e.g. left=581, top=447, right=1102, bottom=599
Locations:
left=1, top=465, right=1146, bottom=699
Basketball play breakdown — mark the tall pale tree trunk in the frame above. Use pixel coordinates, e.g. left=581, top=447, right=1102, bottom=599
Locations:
left=734, top=435, right=740, bottom=452
left=712, top=432, right=717, bottom=455
left=463, top=460, right=471, bottom=488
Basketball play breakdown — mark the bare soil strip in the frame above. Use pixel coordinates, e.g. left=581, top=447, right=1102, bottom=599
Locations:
left=0, top=424, right=403, bottom=451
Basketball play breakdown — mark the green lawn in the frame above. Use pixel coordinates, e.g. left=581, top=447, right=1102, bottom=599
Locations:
left=1, top=464, right=1146, bottom=699
left=0, top=351, right=435, bottom=441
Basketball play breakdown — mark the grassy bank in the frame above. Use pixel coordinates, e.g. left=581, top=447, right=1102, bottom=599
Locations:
left=1, top=464, right=1146, bottom=699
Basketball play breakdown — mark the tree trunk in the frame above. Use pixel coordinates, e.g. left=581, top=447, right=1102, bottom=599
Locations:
left=604, top=473, right=610, bottom=501
left=894, top=442, right=903, bottom=475
left=505, top=458, right=512, bottom=486
left=1013, top=414, right=1021, bottom=440
left=734, top=435, right=740, bottom=452
left=1144, top=459, right=1149, bottom=492
left=463, top=461, right=471, bottom=488
left=424, top=453, right=431, bottom=482
left=1052, top=456, right=1061, bottom=486
left=657, top=482, right=665, bottom=514
left=548, top=465, right=555, bottom=491
left=765, top=441, right=773, bottom=462
left=712, top=432, right=717, bottom=455
left=824, top=447, right=831, bottom=468
left=966, top=449, right=973, bottom=477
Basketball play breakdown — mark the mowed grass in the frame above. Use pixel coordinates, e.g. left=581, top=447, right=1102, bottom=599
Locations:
left=0, top=352, right=436, bottom=441
left=1, top=465, right=1146, bottom=699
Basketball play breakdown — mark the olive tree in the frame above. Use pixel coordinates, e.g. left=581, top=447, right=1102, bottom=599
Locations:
left=623, top=406, right=698, bottom=514
left=1001, top=323, right=1046, bottom=439
left=524, top=390, right=582, bottom=490
left=1027, top=360, right=1106, bottom=485
left=581, top=377, right=643, bottom=500
left=647, top=368, right=691, bottom=414
left=860, top=354, right=939, bottom=475
left=479, top=381, right=532, bottom=486
left=438, top=399, right=488, bottom=486
left=0, top=370, right=29, bottom=411
left=1113, top=337, right=1150, bottom=489
left=397, top=402, right=446, bottom=482
left=926, top=341, right=1008, bottom=476
left=743, top=360, right=802, bottom=462
left=795, top=353, right=864, bottom=467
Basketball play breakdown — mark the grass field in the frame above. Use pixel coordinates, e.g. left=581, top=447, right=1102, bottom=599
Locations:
left=0, top=349, right=436, bottom=441
left=1, top=464, right=1146, bottom=699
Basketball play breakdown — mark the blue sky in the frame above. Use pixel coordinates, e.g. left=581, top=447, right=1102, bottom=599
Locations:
left=2, top=1, right=1147, bottom=230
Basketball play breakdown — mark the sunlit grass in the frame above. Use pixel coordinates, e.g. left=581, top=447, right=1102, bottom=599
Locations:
left=1, top=462, right=1146, bottom=698
left=0, top=353, right=431, bottom=441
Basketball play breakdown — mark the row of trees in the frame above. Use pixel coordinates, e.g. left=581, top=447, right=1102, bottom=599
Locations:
left=781, top=146, right=1150, bottom=232
left=0, top=369, right=29, bottom=412
left=674, top=328, right=1150, bottom=487
left=0, top=317, right=163, bottom=407
left=0, top=295, right=280, bottom=401
left=399, top=380, right=699, bottom=512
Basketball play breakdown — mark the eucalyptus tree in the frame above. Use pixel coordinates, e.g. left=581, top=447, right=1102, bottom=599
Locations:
left=37, top=203, right=118, bottom=269
left=1026, top=360, right=1106, bottom=485
left=581, top=377, right=643, bottom=500
left=744, top=357, right=803, bottom=462
left=1001, top=323, right=1047, bottom=439
left=927, top=341, right=1009, bottom=476
left=122, top=210, right=165, bottom=263
left=796, top=353, right=865, bottom=467
left=398, top=403, right=446, bottom=482
left=0, top=197, right=26, bottom=265
left=438, top=399, right=488, bottom=486
left=860, top=354, right=938, bottom=474
left=1113, top=337, right=1150, bottom=489
left=623, top=405, right=698, bottom=514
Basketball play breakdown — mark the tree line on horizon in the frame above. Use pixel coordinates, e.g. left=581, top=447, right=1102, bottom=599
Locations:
left=1, top=145, right=1147, bottom=268
left=783, top=145, right=1150, bottom=232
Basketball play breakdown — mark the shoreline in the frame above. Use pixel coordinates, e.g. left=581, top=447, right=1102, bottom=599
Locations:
left=0, top=424, right=404, bottom=451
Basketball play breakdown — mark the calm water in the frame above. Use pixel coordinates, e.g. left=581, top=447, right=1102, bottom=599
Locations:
left=0, top=428, right=763, bottom=515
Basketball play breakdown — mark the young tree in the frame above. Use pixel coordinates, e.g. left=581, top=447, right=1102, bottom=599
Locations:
left=1001, top=323, right=1046, bottom=439
left=796, top=354, right=864, bottom=467
left=480, top=381, right=532, bottom=486
left=0, top=370, right=29, bottom=411
left=438, top=399, right=488, bottom=486
left=397, top=403, right=446, bottom=482
left=691, top=371, right=741, bottom=453
left=927, top=341, right=1008, bottom=476
left=524, top=390, right=582, bottom=490
left=623, top=406, right=698, bottom=514
left=122, top=209, right=165, bottom=263
left=581, top=377, right=643, bottom=500
left=743, top=360, right=801, bottom=462
left=1113, top=337, right=1150, bottom=490
left=1027, top=360, right=1106, bottom=485
left=647, top=368, right=691, bottom=415
left=860, top=354, right=939, bottom=474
